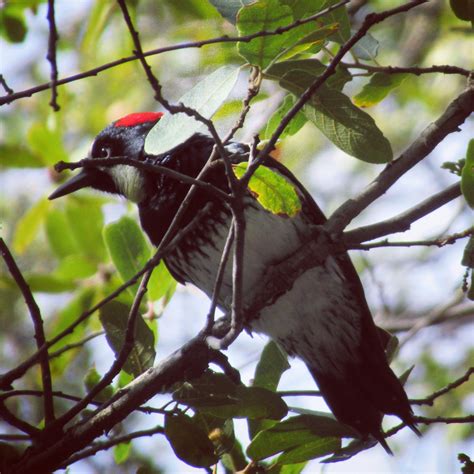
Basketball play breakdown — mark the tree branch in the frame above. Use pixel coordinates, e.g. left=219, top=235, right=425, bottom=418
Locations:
left=326, top=85, right=474, bottom=235
left=0, top=239, right=55, bottom=425
left=341, top=62, right=471, bottom=77
left=0, top=0, right=349, bottom=106
left=46, top=0, right=60, bottom=111
left=344, top=182, right=462, bottom=245
left=411, top=367, right=474, bottom=406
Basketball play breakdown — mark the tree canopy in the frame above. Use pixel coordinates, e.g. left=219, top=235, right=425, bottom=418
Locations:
left=0, top=0, right=473, bottom=473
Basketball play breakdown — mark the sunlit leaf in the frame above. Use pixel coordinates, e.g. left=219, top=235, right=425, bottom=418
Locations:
left=12, top=199, right=50, bottom=254
left=65, top=196, right=107, bottom=262
left=353, top=73, right=408, bottom=107
left=237, top=0, right=294, bottom=69
left=145, top=66, right=240, bottom=155
left=233, top=162, right=302, bottom=216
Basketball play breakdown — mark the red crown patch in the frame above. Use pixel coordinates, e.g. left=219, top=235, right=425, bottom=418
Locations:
left=114, top=112, right=164, bottom=128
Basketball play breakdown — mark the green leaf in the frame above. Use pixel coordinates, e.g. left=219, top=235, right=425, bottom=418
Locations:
left=265, top=61, right=391, bottom=162
left=352, top=32, right=379, bottom=60
left=144, top=66, right=240, bottom=155
left=65, top=197, right=107, bottom=262
left=0, top=144, right=44, bottom=168
left=461, top=139, right=474, bottom=208
left=209, top=0, right=255, bottom=23
left=276, top=437, right=340, bottom=464
left=237, top=0, right=294, bottom=69
left=84, top=367, right=114, bottom=403
left=48, top=289, right=97, bottom=379
left=174, top=371, right=288, bottom=420
left=165, top=413, right=218, bottom=468
left=276, top=23, right=339, bottom=61
left=27, top=122, right=68, bottom=166
left=282, top=0, right=350, bottom=44
left=103, top=216, right=151, bottom=295
left=302, top=86, right=393, bottom=163
left=54, top=255, right=97, bottom=280
left=0, top=273, right=75, bottom=293
left=262, top=95, right=308, bottom=140
left=12, top=199, right=50, bottom=254
left=248, top=341, right=290, bottom=440
left=99, top=300, right=156, bottom=377
left=266, top=59, right=351, bottom=93
left=246, top=414, right=357, bottom=461
left=45, top=208, right=80, bottom=259
left=113, top=442, right=131, bottom=464
left=232, top=162, right=302, bottom=217
left=353, top=73, right=408, bottom=108
left=253, top=341, right=290, bottom=392
left=148, top=260, right=177, bottom=303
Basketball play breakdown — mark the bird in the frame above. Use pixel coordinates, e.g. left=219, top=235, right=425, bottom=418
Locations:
left=49, top=112, right=419, bottom=452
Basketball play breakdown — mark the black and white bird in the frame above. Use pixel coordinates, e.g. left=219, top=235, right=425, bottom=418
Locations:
left=49, top=112, right=419, bottom=452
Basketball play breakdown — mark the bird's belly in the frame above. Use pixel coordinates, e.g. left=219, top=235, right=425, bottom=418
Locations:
left=166, top=202, right=310, bottom=306
left=250, top=262, right=362, bottom=376
left=165, top=201, right=362, bottom=372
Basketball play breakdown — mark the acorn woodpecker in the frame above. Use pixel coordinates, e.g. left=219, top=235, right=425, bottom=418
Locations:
left=49, top=112, right=419, bottom=452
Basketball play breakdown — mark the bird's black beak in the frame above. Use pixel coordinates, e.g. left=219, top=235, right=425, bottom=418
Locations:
left=48, top=169, right=96, bottom=200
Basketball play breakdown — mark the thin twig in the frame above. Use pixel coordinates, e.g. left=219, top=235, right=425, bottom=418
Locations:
left=58, top=426, right=165, bottom=468
left=48, top=331, right=105, bottom=360
left=45, top=269, right=153, bottom=433
left=0, top=402, right=40, bottom=438
left=46, top=0, right=60, bottom=111
left=344, top=182, right=463, bottom=245
left=341, top=62, right=471, bottom=77
left=204, top=225, right=234, bottom=333
left=0, top=74, right=14, bottom=95
left=0, top=239, right=55, bottom=425
left=327, top=86, right=473, bottom=235
left=0, top=0, right=349, bottom=106
left=410, top=367, right=474, bottom=406
left=244, top=0, right=428, bottom=185
left=352, top=227, right=473, bottom=250
left=54, top=157, right=231, bottom=202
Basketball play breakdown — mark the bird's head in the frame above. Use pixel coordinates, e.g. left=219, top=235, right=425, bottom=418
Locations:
left=49, top=112, right=163, bottom=203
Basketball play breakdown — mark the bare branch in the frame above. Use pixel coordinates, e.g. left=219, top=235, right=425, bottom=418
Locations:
left=341, top=62, right=472, bottom=77
left=352, top=227, right=473, bottom=250
left=245, top=0, right=428, bottom=183
left=0, top=74, right=13, bottom=95
left=327, top=86, right=474, bottom=234
left=54, top=157, right=231, bottom=202
left=46, top=0, right=60, bottom=111
left=344, top=182, right=462, bottom=245
left=58, top=426, right=165, bottom=468
left=0, top=239, right=55, bottom=425
left=411, top=367, right=474, bottom=406
left=0, top=0, right=349, bottom=106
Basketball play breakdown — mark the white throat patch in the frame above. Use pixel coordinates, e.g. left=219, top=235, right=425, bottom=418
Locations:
left=109, top=165, right=145, bottom=203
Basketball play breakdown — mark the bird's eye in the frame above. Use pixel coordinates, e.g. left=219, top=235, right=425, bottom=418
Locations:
left=98, top=146, right=112, bottom=158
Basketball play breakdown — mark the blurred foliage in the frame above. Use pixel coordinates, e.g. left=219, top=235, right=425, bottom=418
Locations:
left=0, top=0, right=472, bottom=472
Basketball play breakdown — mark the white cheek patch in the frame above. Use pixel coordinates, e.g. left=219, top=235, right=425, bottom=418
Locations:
left=109, top=165, right=145, bottom=203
